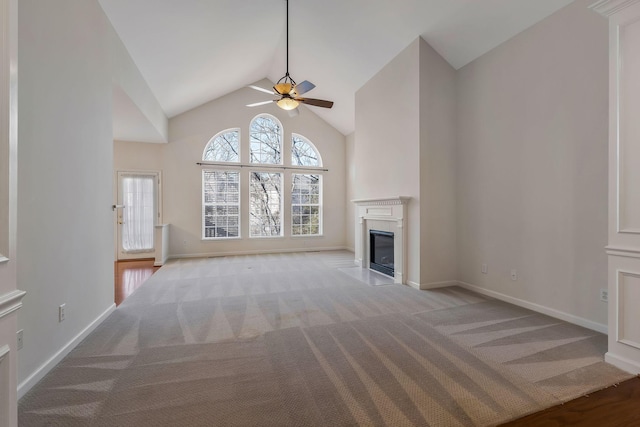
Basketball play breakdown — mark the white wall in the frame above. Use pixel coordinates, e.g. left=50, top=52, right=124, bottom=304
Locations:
left=345, top=132, right=355, bottom=252
left=419, top=38, right=457, bottom=286
left=354, top=37, right=458, bottom=288
left=456, top=0, right=609, bottom=328
left=16, top=0, right=159, bottom=394
left=110, top=29, right=168, bottom=143
left=127, top=79, right=347, bottom=257
left=355, top=39, right=422, bottom=284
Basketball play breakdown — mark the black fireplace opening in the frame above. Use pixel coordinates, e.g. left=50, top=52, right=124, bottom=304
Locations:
left=370, top=230, right=394, bottom=277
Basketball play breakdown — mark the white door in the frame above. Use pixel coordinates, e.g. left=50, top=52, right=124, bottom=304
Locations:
left=116, top=171, right=160, bottom=260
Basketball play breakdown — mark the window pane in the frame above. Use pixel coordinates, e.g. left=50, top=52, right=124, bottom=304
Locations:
left=250, top=116, right=282, bottom=164
left=203, top=130, right=240, bottom=162
left=250, top=172, right=282, bottom=237
left=292, top=134, right=321, bottom=167
left=203, top=170, right=241, bottom=239
left=291, top=174, right=322, bottom=236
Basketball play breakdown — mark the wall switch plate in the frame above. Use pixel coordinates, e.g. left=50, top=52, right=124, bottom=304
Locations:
left=510, top=269, right=517, bottom=281
left=59, top=304, right=66, bottom=322
left=600, top=289, right=608, bottom=302
left=17, top=329, right=23, bottom=350
left=481, top=264, right=488, bottom=274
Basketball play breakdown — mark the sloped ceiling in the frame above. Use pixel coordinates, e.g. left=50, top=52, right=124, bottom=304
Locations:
left=99, top=0, right=574, bottom=136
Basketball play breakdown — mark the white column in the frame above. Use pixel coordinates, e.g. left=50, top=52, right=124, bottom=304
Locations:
left=591, top=0, right=640, bottom=374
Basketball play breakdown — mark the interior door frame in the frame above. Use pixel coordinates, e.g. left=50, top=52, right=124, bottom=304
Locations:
left=115, top=170, right=162, bottom=261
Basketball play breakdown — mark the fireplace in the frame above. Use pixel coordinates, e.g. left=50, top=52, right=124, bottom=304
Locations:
left=370, top=230, right=394, bottom=277
left=353, top=197, right=408, bottom=285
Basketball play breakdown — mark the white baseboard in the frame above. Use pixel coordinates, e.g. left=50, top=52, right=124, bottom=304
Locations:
left=169, top=246, right=349, bottom=260
left=457, top=281, right=608, bottom=334
left=17, top=303, right=116, bottom=399
left=605, top=352, right=640, bottom=374
left=407, top=280, right=458, bottom=290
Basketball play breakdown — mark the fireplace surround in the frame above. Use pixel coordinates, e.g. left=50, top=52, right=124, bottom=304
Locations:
left=353, top=197, right=409, bottom=284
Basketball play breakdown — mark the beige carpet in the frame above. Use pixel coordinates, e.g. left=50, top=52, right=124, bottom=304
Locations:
left=18, top=251, right=631, bottom=426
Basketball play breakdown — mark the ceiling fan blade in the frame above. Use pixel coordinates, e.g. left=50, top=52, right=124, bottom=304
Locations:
left=248, top=85, right=275, bottom=95
left=246, top=100, right=275, bottom=107
left=293, top=80, right=315, bottom=96
left=297, top=98, right=334, bottom=108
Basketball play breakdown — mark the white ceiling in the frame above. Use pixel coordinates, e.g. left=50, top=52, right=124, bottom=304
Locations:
left=99, top=0, right=574, bottom=136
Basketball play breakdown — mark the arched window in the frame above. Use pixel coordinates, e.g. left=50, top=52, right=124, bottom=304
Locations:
left=250, top=114, right=282, bottom=164
left=291, top=134, right=322, bottom=167
left=203, top=129, right=240, bottom=162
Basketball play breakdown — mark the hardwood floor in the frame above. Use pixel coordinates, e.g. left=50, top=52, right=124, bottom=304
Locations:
left=114, top=259, right=160, bottom=306
left=502, top=376, right=640, bottom=426
left=112, top=259, right=640, bottom=425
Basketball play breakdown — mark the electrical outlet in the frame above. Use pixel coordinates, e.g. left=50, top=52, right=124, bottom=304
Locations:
left=16, top=329, right=23, bottom=350
left=59, top=304, right=66, bottom=322
left=510, top=269, right=517, bottom=281
left=600, top=288, right=608, bottom=302
left=481, top=264, right=488, bottom=274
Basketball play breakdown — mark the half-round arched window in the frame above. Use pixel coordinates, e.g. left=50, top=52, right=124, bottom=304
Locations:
left=291, top=134, right=322, bottom=167
left=250, top=114, right=282, bottom=164
left=203, top=128, right=240, bottom=162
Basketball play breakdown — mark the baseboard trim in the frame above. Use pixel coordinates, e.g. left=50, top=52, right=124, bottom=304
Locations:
left=605, top=352, right=640, bottom=374
left=17, top=303, right=116, bottom=399
left=407, top=280, right=458, bottom=290
left=457, top=281, right=608, bottom=334
left=169, top=246, right=349, bottom=260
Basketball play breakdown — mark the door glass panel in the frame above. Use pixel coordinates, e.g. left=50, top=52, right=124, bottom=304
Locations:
left=122, top=175, right=155, bottom=252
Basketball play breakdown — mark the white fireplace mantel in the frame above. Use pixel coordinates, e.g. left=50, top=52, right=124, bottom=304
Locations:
left=352, top=197, right=409, bottom=284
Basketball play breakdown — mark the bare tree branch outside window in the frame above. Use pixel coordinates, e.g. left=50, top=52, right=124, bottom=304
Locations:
left=250, top=172, right=282, bottom=237
left=250, top=116, right=281, bottom=164
left=203, top=170, right=240, bottom=238
left=204, top=129, right=240, bottom=162
left=292, top=134, right=320, bottom=167
left=292, top=174, right=321, bottom=235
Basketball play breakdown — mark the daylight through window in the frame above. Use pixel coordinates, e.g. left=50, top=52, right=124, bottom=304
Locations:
left=202, top=114, right=323, bottom=239
left=203, top=170, right=240, bottom=239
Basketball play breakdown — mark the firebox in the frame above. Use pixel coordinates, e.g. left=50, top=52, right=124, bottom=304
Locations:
left=369, top=230, right=394, bottom=277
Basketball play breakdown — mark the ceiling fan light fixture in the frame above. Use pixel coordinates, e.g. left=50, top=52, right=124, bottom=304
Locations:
left=276, top=97, right=299, bottom=110
left=274, top=82, right=293, bottom=95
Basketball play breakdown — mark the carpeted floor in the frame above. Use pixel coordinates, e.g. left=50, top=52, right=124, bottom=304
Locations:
left=18, top=251, right=632, bottom=426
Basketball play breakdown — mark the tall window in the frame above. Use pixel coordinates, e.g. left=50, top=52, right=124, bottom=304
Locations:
left=250, top=172, right=282, bottom=237
left=204, top=129, right=240, bottom=162
left=203, top=170, right=240, bottom=239
left=250, top=115, right=282, bottom=164
left=292, top=174, right=321, bottom=236
left=291, top=134, right=322, bottom=236
left=202, top=116, right=324, bottom=239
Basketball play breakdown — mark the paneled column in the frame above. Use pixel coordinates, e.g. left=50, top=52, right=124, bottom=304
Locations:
left=591, top=0, right=640, bottom=373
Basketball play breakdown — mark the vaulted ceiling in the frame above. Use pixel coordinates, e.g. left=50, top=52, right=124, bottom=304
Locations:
left=99, top=0, right=574, bottom=136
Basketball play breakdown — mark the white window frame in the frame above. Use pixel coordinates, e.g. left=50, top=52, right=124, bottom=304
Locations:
left=202, top=169, right=241, bottom=240
left=249, top=170, right=284, bottom=238
left=291, top=173, right=323, bottom=237
left=291, top=133, right=323, bottom=167
left=249, top=114, right=283, bottom=165
left=203, top=128, right=241, bottom=163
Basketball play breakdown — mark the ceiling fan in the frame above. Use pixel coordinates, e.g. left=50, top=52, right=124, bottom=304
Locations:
left=247, top=0, right=334, bottom=112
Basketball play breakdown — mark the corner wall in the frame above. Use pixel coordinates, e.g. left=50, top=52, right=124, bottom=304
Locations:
left=16, top=0, right=159, bottom=395
left=455, top=0, right=609, bottom=328
left=354, top=40, right=421, bottom=284
left=345, top=132, right=355, bottom=252
left=419, top=38, right=457, bottom=287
